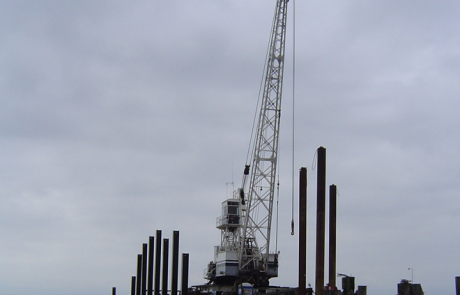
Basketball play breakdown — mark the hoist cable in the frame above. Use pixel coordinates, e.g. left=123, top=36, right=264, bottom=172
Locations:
left=290, top=0, right=296, bottom=236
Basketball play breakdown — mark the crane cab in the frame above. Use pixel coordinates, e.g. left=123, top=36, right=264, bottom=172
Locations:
left=216, top=199, right=241, bottom=229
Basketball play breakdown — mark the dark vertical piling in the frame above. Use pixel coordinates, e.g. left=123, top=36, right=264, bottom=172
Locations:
left=456, top=276, right=460, bottom=295
left=112, top=287, right=116, bottom=295
left=329, top=184, right=337, bottom=288
left=162, top=239, right=170, bottom=295
left=155, top=230, right=162, bottom=295
left=181, top=253, right=189, bottom=295
left=131, top=276, right=136, bottom=295
left=142, top=243, right=148, bottom=295
left=171, top=231, right=180, bottom=295
left=148, top=236, right=155, bottom=295
left=315, top=147, right=326, bottom=295
left=136, top=254, right=142, bottom=295
left=299, top=167, right=307, bottom=295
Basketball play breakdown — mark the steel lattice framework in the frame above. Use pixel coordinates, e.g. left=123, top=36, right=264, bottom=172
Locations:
left=240, top=0, right=288, bottom=274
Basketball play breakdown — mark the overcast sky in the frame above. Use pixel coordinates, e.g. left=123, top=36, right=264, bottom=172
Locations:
left=1, top=1, right=460, bottom=295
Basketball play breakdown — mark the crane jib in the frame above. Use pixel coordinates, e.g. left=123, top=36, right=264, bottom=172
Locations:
left=206, top=0, right=288, bottom=288
left=241, top=0, right=288, bottom=284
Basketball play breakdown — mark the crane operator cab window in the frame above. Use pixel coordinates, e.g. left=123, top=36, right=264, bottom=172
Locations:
left=221, top=200, right=240, bottom=226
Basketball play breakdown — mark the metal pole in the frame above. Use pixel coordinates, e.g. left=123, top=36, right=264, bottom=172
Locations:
left=155, top=230, right=162, bottom=295
left=298, top=167, right=307, bottom=295
left=171, top=231, right=180, bottom=295
left=181, top=253, right=189, bottom=295
left=408, top=268, right=413, bottom=283
left=329, top=184, right=337, bottom=288
left=162, top=239, right=169, bottom=295
left=148, top=236, right=155, bottom=295
left=142, top=243, right=148, bottom=295
left=456, top=276, right=460, bottom=295
left=112, top=287, right=116, bottom=295
left=136, top=254, right=142, bottom=295
left=315, top=146, right=326, bottom=295
left=131, top=276, right=136, bottom=295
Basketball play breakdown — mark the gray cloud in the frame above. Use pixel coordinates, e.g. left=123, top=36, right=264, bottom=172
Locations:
left=1, top=1, right=459, bottom=295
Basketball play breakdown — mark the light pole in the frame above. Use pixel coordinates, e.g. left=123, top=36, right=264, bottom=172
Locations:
left=408, top=268, right=413, bottom=283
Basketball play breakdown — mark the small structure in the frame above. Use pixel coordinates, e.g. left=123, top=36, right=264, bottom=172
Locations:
left=397, top=279, right=424, bottom=295
left=341, top=276, right=354, bottom=295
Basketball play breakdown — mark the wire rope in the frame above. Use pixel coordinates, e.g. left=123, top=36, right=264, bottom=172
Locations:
left=290, top=0, right=296, bottom=236
left=244, top=12, right=275, bottom=169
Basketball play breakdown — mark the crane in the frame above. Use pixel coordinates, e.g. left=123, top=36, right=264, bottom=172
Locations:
left=205, top=0, right=289, bottom=290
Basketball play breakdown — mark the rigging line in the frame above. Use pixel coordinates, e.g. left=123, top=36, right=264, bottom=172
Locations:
left=312, top=149, right=318, bottom=170
left=290, top=0, right=296, bottom=236
left=244, top=9, right=276, bottom=168
left=274, top=110, right=282, bottom=253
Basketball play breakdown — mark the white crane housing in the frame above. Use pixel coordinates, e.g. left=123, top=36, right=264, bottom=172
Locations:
left=206, top=0, right=289, bottom=289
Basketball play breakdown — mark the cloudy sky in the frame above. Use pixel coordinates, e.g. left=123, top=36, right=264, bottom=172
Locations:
left=1, top=0, right=460, bottom=294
